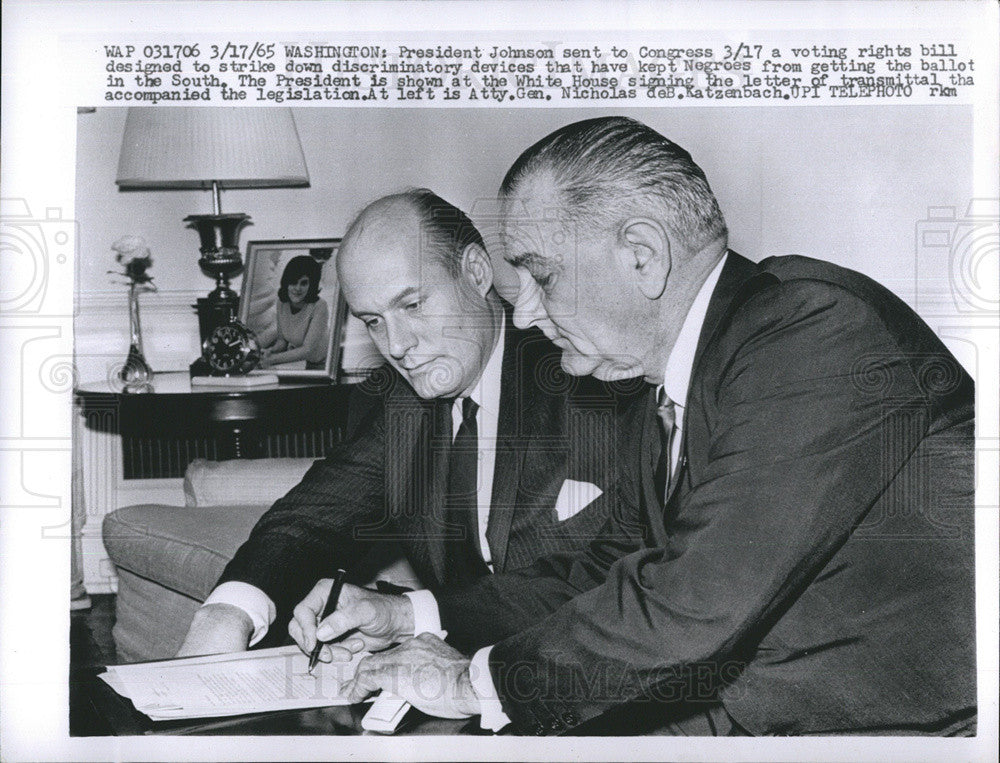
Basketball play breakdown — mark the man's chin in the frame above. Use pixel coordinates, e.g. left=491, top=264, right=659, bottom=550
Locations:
left=592, top=362, right=643, bottom=382
left=559, top=352, right=600, bottom=378
left=403, top=362, right=467, bottom=399
left=409, top=377, right=457, bottom=399
left=560, top=353, right=641, bottom=381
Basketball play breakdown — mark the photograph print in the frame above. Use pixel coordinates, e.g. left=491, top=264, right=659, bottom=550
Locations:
left=239, top=237, right=382, bottom=379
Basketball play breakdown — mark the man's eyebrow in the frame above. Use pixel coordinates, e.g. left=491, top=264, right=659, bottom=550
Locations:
left=349, top=286, right=422, bottom=318
left=506, top=251, right=542, bottom=268
left=387, top=286, right=422, bottom=307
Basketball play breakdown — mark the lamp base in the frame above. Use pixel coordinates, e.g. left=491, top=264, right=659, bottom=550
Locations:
left=185, top=213, right=249, bottom=275
left=189, top=357, right=213, bottom=378
left=194, top=294, right=239, bottom=346
left=185, top=212, right=249, bottom=346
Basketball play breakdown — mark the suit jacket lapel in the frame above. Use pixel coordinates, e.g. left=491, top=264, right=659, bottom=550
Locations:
left=640, top=394, right=688, bottom=527
left=692, top=251, right=768, bottom=374
left=419, top=397, right=454, bottom=586
left=646, top=252, right=764, bottom=525
left=380, top=383, right=431, bottom=540
left=680, top=250, right=776, bottom=499
left=485, top=310, right=526, bottom=573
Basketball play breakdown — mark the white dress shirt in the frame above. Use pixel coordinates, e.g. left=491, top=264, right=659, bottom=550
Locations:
left=203, top=321, right=506, bottom=646
left=467, top=254, right=730, bottom=732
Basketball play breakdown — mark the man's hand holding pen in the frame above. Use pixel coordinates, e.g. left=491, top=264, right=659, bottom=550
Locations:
left=289, top=580, right=481, bottom=719
left=290, top=581, right=415, bottom=658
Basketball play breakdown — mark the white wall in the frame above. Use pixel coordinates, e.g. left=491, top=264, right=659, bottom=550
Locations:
left=76, top=105, right=973, bottom=336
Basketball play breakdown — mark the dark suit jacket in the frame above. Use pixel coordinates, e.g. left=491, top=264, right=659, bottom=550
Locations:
left=218, top=306, right=646, bottom=636
left=433, top=253, right=976, bottom=736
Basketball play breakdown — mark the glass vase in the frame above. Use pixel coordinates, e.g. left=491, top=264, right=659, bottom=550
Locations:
left=119, top=282, right=154, bottom=389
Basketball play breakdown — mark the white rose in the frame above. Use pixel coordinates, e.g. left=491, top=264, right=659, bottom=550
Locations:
left=112, top=235, right=151, bottom=266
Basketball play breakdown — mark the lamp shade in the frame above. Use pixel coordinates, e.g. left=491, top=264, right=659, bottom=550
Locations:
left=116, top=108, right=310, bottom=189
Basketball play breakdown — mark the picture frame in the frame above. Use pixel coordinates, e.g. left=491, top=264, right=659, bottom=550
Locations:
left=238, top=238, right=383, bottom=381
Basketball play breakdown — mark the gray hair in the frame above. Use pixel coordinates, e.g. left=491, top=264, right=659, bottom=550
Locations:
left=500, top=116, right=727, bottom=252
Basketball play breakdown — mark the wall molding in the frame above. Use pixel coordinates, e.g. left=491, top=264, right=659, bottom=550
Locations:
left=75, top=288, right=204, bottom=377
left=76, top=288, right=205, bottom=313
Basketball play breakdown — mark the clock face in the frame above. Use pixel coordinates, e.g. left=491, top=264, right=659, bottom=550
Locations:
left=202, top=321, right=261, bottom=375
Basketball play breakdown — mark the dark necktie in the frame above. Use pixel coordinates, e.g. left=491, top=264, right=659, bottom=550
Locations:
left=444, top=397, right=487, bottom=581
left=652, top=388, right=677, bottom=507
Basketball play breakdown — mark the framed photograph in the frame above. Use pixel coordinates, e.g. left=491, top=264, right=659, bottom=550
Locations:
left=238, top=238, right=382, bottom=380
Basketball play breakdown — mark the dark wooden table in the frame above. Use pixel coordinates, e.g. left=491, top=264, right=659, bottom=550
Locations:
left=75, top=372, right=354, bottom=478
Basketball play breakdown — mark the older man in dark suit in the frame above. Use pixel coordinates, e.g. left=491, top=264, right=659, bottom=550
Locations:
left=177, top=188, right=643, bottom=657
left=297, top=118, right=976, bottom=737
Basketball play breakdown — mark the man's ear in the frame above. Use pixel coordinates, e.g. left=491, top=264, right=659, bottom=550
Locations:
left=460, top=242, right=494, bottom=297
left=619, top=218, right=670, bottom=300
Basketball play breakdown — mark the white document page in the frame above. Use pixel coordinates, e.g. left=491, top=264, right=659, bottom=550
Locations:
left=101, top=645, right=366, bottom=720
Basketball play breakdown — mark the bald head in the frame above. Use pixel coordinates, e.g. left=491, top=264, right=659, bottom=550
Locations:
left=340, top=194, right=419, bottom=267
left=341, top=189, right=487, bottom=281
left=336, top=190, right=500, bottom=399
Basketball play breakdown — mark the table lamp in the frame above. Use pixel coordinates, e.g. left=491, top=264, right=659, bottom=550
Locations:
left=115, top=107, right=310, bottom=342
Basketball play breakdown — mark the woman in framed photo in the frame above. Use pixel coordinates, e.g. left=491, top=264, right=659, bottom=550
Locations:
left=259, top=255, right=330, bottom=370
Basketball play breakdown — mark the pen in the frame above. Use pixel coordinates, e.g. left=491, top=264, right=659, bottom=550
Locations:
left=307, top=568, right=347, bottom=674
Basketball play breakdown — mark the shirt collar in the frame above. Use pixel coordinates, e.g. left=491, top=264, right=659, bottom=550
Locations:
left=659, top=254, right=728, bottom=408
left=461, top=318, right=505, bottom=414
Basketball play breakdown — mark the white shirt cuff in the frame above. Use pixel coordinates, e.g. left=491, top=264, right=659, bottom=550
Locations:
left=203, top=582, right=276, bottom=647
left=403, top=589, right=441, bottom=635
left=470, top=646, right=511, bottom=732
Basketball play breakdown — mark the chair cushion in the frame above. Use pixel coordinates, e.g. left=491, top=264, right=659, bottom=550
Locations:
left=112, top=568, right=203, bottom=663
left=183, top=457, right=316, bottom=508
left=103, top=503, right=271, bottom=601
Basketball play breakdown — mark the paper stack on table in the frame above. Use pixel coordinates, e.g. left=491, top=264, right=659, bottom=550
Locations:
left=100, top=645, right=368, bottom=720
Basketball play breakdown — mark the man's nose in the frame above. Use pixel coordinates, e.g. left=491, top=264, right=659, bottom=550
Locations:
left=511, top=277, right=548, bottom=330
left=385, top=318, right=418, bottom=361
